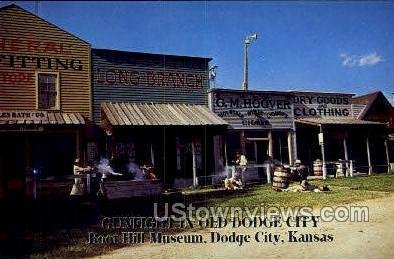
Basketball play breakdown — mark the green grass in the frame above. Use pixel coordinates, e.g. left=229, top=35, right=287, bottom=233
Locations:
left=184, top=173, right=394, bottom=209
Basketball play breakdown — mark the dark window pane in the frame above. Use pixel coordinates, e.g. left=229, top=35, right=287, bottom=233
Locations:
left=38, top=74, right=57, bottom=109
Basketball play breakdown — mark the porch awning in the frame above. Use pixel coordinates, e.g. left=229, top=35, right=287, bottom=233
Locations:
left=101, top=102, right=228, bottom=126
left=0, top=110, right=85, bottom=126
left=296, top=118, right=384, bottom=127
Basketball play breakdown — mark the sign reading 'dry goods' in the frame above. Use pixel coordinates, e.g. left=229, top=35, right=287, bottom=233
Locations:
left=292, top=93, right=352, bottom=118
left=211, top=92, right=294, bottom=130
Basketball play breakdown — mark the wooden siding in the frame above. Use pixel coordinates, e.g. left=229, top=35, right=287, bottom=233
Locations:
left=92, top=49, right=210, bottom=124
left=0, top=5, right=92, bottom=120
left=351, top=104, right=367, bottom=119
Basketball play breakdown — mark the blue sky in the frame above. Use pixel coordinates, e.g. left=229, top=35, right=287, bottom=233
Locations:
left=5, top=1, right=394, bottom=101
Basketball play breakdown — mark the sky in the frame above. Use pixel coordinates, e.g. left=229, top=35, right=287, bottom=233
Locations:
left=4, top=1, right=394, bottom=101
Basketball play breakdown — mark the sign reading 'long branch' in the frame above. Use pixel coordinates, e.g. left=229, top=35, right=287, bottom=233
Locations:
left=95, top=68, right=204, bottom=89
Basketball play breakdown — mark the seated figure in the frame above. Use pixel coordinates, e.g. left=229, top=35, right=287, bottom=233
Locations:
left=141, top=162, right=157, bottom=180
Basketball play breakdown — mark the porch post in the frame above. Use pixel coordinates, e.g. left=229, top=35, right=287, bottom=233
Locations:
left=320, top=125, right=327, bottom=180
left=343, top=134, right=349, bottom=176
left=366, top=136, right=372, bottom=175
left=385, top=140, right=390, bottom=173
left=291, top=103, right=298, bottom=160
left=76, top=130, right=81, bottom=161
left=150, top=142, right=155, bottom=167
left=292, top=130, right=298, bottom=161
left=266, top=163, right=272, bottom=184
left=176, top=136, right=181, bottom=171
left=268, top=130, right=273, bottom=158
left=192, top=140, right=197, bottom=187
left=240, top=130, right=246, bottom=155
left=349, top=160, right=354, bottom=177
left=287, top=131, right=293, bottom=165
left=224, top=140, right=228, bottom=168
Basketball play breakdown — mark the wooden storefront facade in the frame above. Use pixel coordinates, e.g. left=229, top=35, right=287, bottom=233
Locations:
left=352, top=91, right=394, bottom=172
left=209, top=89, right=390, bottom=180
left=92, top=49, right=228, bottom=188
left=208, top=89, right=296, bottom=183
left=0, top=5, right=91, bottom=199
left=293, top=91, right=387, bottom=177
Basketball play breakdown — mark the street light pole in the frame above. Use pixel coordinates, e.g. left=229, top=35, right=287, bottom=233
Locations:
left=242, top=43, right=249, bottom=91
left=242, top=34, right=258, bottom=91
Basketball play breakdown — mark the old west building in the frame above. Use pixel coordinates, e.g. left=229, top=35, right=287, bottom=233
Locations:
left=209, top=89, right=389, bottom=180
left=352, top=91, right=393, bottom=172
left=92, top=49, right=228, bottom=188
left=0, top=5, right=91, bottom=198
left=293, top=91, right=386, bottom=176
left=208, top=89, right=296, bottom=182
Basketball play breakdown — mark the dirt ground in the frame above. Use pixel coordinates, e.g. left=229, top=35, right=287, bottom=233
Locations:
left=92, top=194, right=394, bottom=259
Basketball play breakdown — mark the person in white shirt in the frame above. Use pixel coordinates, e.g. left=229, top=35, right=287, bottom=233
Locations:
left=70, top=158, right=92, bottom=196
left=234, top=151, right=248, bottom=186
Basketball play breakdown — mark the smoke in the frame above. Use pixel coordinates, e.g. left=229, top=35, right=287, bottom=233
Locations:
left=96, top=157, right=121, bottom=178
left=95, top=158, right=148, bottom=180
left=127, top=161, right=145, bottom=180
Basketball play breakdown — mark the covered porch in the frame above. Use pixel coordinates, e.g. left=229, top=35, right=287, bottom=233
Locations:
left=295, top=117, right=388, bottom=179
left=100, top=102, right=228, bottom=189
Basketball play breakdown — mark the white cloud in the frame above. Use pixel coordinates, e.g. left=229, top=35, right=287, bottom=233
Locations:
left=359, top=53, right=383, bottom=66
left=340, top=52, right=383, bottom=67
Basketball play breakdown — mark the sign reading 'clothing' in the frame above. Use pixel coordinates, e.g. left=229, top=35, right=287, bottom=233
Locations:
left=293, top=93, right=352, bottom=118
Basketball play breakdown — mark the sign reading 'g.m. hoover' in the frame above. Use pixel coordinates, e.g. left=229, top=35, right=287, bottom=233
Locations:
left=209, top=91, right=294, bottom=130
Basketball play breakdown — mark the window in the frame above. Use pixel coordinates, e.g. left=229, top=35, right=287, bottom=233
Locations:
left=37, top=73, right=59, bottom=109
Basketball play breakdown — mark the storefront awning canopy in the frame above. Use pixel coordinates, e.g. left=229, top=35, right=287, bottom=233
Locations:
left=0, top=111, right=85, bottom=126
left=101, top=102, right=228, bottom=126
left=296, top=118, right=384, bottom=127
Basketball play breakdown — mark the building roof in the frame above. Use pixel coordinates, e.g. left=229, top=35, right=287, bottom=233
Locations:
left=0, top=111, right=85, bottom=126
left=93, top=48, right=212, bottom=62
left=352, top=91, right=380, bottom=105
left=0, top=4, right=90, bottom=45
left=352, top=91, right=392, bottom=120
left=208, top=88, right=355, bottom=96
left=101, top=102, right=228, bottom=126
left=296, top=118, right=384, bottom=127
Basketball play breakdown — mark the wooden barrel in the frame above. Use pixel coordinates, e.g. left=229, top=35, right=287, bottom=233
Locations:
left=272, top=166, right=290, bottom=189
left=313, top=159, right=323, bottom=176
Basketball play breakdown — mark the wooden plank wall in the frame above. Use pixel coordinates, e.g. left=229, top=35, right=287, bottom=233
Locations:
left=0, top=5, right=92, bottom=120
left=92, top=49, right=210, bottom=124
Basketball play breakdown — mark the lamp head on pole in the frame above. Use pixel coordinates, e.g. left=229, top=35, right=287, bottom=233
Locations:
left=245, top=33, right=258, bottom=44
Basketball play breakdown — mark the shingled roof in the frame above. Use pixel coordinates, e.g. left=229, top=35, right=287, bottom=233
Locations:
left=352, top=91, right=392, bottom=120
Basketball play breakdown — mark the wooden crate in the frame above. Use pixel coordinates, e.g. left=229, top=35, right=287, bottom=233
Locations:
left=104, top=179, right=163, bottom=200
